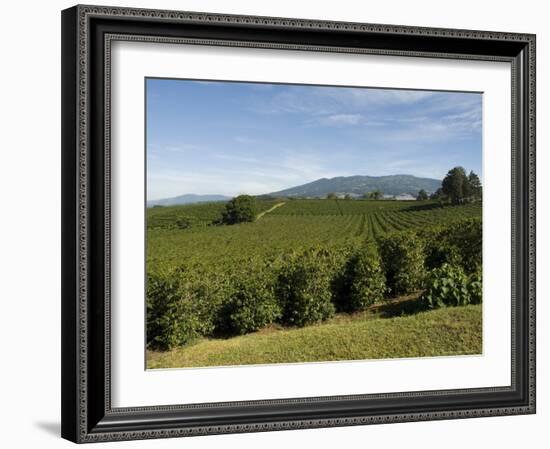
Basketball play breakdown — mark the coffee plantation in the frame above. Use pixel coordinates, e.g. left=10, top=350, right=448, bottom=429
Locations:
left=146, top=198, right=482, bottom=362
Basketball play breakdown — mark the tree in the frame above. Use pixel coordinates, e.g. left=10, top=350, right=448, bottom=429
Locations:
left=366, top=190, right=383, bottom=200
left=467, top=171, right=482, bottom=201
left=221, top=195, right=257, bottom=224
left=371, top=190, right=383, bottom=200
left=344, top=194, right=352, bottom=200
left=327, top=192, right=337, bottom=199
left=441, top=166, right=468, bottom=205
left=416, top=189, right=428, bottom=201
left=430, top=187, right=445, bottom=201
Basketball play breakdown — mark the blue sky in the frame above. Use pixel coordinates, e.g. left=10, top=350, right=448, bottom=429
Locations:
left=146, top=78, right=482, bottom=200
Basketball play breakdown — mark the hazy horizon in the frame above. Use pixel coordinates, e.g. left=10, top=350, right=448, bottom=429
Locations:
left=146, top=79, right=482, bottom=201
left=149, top=173, right=449, bottom=201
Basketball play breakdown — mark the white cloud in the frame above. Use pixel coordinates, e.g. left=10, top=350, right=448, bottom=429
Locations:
left=256, top=86, right=437, bottom=118
left=442, top=108, right=482, bottom=130
left=309, top=86, right=437, bottom=110
left=320, top=114, right=363, bottom=126
left=147, top=147, right=347, bottom=199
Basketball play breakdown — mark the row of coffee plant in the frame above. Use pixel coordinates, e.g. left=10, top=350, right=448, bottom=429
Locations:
left=147, top=217, right=482, bottom=350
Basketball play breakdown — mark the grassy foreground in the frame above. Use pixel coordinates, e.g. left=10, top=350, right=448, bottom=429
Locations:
left=147, top=304, right=482, bottom=369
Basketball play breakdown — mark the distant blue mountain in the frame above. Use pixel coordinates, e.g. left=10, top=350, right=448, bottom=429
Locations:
left=269, top=175, right=441, bottom=198
left=147, top=174, right=442, bottom=206
left=147, top=194, right=231, bottom=207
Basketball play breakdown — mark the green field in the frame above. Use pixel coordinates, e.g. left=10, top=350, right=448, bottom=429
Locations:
left=146, top=198, right=482, bottom=368
left=147, top=199, right=281, bottom=229
left=147, top=303, right=482, bottom=368
left=147, top=199, right=481, bottom=272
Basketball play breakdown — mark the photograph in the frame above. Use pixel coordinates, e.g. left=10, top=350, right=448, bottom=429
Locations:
left=145, top=79, right=483, bottom=369
left=58, top=4, right=536, bottom=443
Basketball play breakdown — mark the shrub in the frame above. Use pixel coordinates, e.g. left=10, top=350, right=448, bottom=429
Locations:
left=146, top=271, right=183, bottom=350
left=276, top=248, right=336, bottom=326
left=175, top=217, right=191, bottom=229
left=175, top=215, right=199, bottom=229
left=443, top=218, right=482, bottom=273
left=468, top=266, right=483, bottom=304
left=420, top=263, right=473, bottom=309
left=423, top=233, right=462, bottom=271
left=221, top=195, right=257, bottom=224
left=421, top=218, right=481, bottom=273
left=428, top=245, right=462, bottom=270
left=146, top=270, right=206, bottom=350
left=377, top=232, right=426, bottom=296
left=146, top=267, right=226, bottom=350
left=186, top=273, right=227, bottom=337
left=334, top=243, right=386, bottom=312
left=220, top=269, right=281, bottom=335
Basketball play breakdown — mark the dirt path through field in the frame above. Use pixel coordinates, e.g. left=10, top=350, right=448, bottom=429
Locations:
left=256, top=202, right=286, bottom=220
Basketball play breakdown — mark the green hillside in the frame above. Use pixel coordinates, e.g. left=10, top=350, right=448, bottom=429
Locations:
left=270, top=174, right=441, bottom=197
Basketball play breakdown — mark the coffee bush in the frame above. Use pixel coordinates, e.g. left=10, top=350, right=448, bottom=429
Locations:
left=445, top=218, right=482, bottom=273
left=220, top=269, right=281, bottom=335
left=146, top=269, right=209, bottom=350
left=377, top=232, right=426, bottom=296
left=422, top=232, right=462, bottom=271
left=277, top=247, right=336, bottom=326
left=335, top=243, right=386, bottom=312
left=421, top=218, right=481, bottom=273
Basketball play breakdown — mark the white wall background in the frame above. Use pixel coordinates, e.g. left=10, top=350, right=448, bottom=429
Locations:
left=0, top=0, right=545, bottom=447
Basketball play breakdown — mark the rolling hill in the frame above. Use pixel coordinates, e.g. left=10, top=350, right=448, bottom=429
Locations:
left=269, top=175, right=441, bottom=197
left=147, top=174, right=442, bottom=206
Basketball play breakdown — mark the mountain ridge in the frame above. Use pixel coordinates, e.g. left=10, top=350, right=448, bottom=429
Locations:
left=269, top=174, right=441, bottom=198
left=147, top=174, right=443, bottom=206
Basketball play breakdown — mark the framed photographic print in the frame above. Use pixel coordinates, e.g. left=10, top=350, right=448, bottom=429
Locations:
left=61, top=4, right=536, bottom=443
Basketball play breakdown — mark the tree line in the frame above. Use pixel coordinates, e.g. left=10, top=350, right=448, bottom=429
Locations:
left=432, top=166, right=482, bottom=204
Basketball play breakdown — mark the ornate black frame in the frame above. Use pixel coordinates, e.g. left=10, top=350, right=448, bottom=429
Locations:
left=61, top=4, right=536, bottom=443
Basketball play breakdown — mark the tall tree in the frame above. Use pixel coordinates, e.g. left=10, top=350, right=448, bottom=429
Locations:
left=441, top=166, right=468, bottom=205
left=430, top=188, right=445, bottom=201
left=221, top=195, right=257, bottom=224
left=327, top=192, right=337, bottom=199
left=416, top=189, right=428, bottom=201
left=468, top=171, right=482, bottom=201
